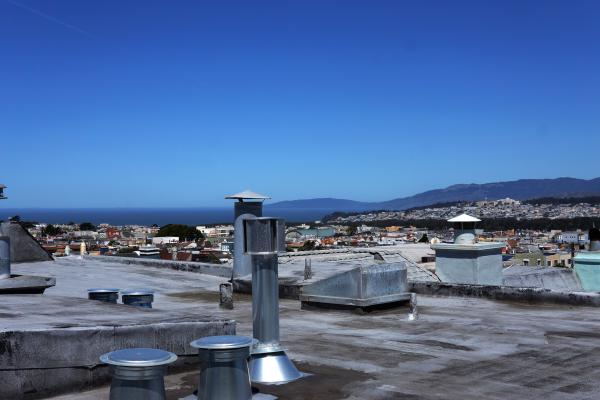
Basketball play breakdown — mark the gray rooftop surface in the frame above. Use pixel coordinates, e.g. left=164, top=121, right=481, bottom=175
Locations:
left=8, top=257, right=600, bottom=399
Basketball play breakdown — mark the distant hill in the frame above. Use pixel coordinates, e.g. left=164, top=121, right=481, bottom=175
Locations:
left=266, top=198, right=371, bottom=210
left=266, top=177, right=600, bottom=212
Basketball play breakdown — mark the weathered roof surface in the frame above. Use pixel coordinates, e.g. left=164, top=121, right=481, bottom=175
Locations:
left=31, top=256, right=600, bottom=400
left=448, top=213, right=481, bottom=223
left=225, top=190, right=271, bottom=200
left=503, top=266, right=583, bottom=291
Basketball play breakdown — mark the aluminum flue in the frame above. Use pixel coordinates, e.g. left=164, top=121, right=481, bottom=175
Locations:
left=226, top=190, right=270, bottom=278
left=0, top=236, right=10, bottom=279
left=88, top=288, right=119, bottom=303
left=122, top=289, right=154, bottom=308
left=190, top=335, right=253, bottom=400
left=100, top=347, right=177, bottom=400
left=243, top=217, right=302, bottom=384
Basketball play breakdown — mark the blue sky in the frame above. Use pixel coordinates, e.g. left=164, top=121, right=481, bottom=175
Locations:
left=1, top=0, right=599, bottom=207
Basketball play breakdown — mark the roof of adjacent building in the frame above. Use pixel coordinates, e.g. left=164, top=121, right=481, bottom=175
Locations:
left=224, top=190, right=271, bottom=200
left=448, top=213, right=481, bottom=223
left=11, top=256, right=600, bottom=399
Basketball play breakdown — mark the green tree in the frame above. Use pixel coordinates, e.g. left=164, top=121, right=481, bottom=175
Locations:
left=299, top=240, right=316, bottom=251
left=79, top=222, right=97, bottom=231
left=43, top=224, right=63, bottom=236
left=156, top=224, right=204, bottom=241
left=346, top=224, right=358, bottom=236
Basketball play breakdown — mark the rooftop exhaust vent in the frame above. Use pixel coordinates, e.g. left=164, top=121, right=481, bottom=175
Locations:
left=448, top=213, right=480, bottom=245
left=243, top=217, right=302, bottom=384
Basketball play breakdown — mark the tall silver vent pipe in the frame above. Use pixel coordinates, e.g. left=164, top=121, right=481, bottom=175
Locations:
left=243, top=218, right=302, bottom=384
left=0, top=236, right=10, bottom=279
left=0, top=185, right=8, bottom=280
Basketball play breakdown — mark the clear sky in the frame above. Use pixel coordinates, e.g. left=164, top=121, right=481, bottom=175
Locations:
left=2, top=0, right=599, bottom=207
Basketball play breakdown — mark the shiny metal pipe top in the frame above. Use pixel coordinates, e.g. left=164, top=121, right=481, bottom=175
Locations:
left=88, top=288, right=120, bottom=293
left=100, top=348, right=177, bottom=367
left=191, top=335, right=253, bottom=350
left=121, top=289, right=154, bottom=296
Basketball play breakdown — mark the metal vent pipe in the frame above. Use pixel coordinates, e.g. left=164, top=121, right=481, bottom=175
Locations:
left=88, top=288, right=119, bottom=303
left=0, top=236, right=10, bottom=279
left=100, top=348, right=177, bottom=400
left=122, top=289, right=154, bottom=308
left=243, top=218, right=302, bottom=384
left=190, top=335, right=253, bottom=400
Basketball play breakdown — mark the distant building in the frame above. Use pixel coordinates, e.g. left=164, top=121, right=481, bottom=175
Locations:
left=555, top=232, right=588, bottom=244
left=152, top=236, right=179, bottom=245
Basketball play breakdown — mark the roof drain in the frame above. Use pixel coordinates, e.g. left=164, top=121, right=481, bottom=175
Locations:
left=244, top=218, right=303, bottom=384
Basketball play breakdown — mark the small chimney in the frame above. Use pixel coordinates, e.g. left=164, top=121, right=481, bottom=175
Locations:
left=448, top=213, right=481, bottom=244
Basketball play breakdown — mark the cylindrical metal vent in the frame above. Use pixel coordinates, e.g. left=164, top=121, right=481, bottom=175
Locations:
left=190, top=335, right=253, bottom=400
left=100, top=348, right=177, bottom=400
left=243, top=218, right=285, bottom=255
left=0, top=236, right=10, bottom=280
left=251, top=254, right=280, bottom=345
left=88, top=288, right=119, bottom=303
left=243, top=218, right=302, bottom=384
left=234, top=201, right=263, bottom=220
left=122, top=290, right=154, bottom=308
left=590, top=227, right=600, bottom=252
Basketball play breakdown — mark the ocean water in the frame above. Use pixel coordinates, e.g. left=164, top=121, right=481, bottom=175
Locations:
left=0, top=207, right=336, bottom=226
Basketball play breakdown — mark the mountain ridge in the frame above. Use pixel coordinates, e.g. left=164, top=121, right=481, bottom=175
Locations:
left=265, top=177, right=600, bottom=212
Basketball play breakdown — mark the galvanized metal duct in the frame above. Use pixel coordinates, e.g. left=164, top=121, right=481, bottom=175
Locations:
left=88, top=288, right=119, bottom=303
left=122, top=289, right=154, bottom=308
left=190, top=335, right=253, bottom=400
left=100, top=348, right=177, bottom=400
left=0, top=236, right=10, bottom=279
left=243, top=217, right=302, bottom=384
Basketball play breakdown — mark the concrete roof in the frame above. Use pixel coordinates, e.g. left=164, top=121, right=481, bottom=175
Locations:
left=8, top=256, right=600, bottom=399
left=225, top=190, right=271, bottom=200
left=448, top=213, right=481, bottom=223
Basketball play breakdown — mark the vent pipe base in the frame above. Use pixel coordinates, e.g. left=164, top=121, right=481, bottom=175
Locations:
left=249, top=351, right=302, bottom=384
